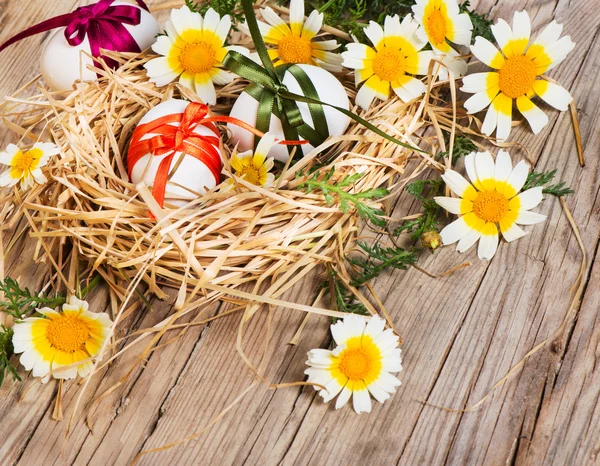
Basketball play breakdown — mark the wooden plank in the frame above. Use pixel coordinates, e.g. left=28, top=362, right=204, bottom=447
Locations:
left=0, top=0, right=599, bottom=465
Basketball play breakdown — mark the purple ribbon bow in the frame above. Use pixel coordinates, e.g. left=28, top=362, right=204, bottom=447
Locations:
left=0, top=0, right=149, bottom=70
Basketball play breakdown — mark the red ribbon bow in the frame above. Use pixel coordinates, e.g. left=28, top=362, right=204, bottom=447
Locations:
left=128, top=103, right=223, bottom=210
left=0, top=0, right=148, bottom=70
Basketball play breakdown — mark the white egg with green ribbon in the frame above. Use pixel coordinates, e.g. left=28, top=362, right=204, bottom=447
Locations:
left=222, top=0, right=425, bottom=163
left=228, top=63, right=350, bottom=162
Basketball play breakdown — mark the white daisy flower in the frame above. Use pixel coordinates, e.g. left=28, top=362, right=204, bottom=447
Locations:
left=435, top=150, right=547, bottom=260
left=462, top=11, right=575, bottom=141
left=239, top=0, right=343, bottom=72
left=12, top=296, right=113, bottom=383
left=222, top=132, right=277, bottom=191
left=342, top=14, right=435, bottom=109
left=144, top=6, right=248, bottom=105
left=305, top=314, right=402, bottom=413
left=0, top=142, right=58, bottom=190
left=412, top=0, right=473, bottom=79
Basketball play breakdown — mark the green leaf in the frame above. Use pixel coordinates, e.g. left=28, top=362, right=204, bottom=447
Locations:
left=0, top=278, right=66, bottom=320
left=349, top=241, right=418, bottom=286
left=0, top=325, right=20, bottom=386
left=437, top=134, right=478, bottom=163
left=321, top=268, right=369, bottom=322
left=459, top=0, right=494, bottom=42
left=396, top=178, right=444, bottom=241
left=522, top=169, right=574, bottom=197
left=299, top=171, right=388, bottom=227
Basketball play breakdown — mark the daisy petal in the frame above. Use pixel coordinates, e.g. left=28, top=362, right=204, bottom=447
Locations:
left=516, top=210, right=547, bottom=225
left=441, top=170, right=476, bottom=199
left=475, top=151, right=496, bottom=189
left=533, top=80, right=572, bottom=111
left=367, top=382, right=391, bottom=404
left=301, top=10, right=323, bottom=40
left=364, top=21, right=384, bottom=49
left=481, top=104, right=498, bottom=138
left=470, top=37, right=504, bottom=69
left=440, top=216, right=470, bottom=245
left=434, top=196, right=463, bottom=215
left=457, top=228, right=481, bottom=253
left=506, top=160, right=530, bottom=194
left=517, top=96, right=549, bottom=135
left=194, top=75, right=217, bottom=105
left=364, top=315, right=386, bottom=339
left=501, top=222, right=528, bottom=242
left=352, top=384, right=372, bottom=414
left=537, top=21, right=563, bottom=46
left=334, top=385, right=352, bottom=408
left=463, top=152, right=480, bottom=188
left=517, top=186, right=544, bottom=211
left=461, top=72, right=493, bottom=94
left=464, top=92, right=494, bottom=114
left=392, top=76, right=426, bottom=103
left=494, top=149, right=513, bottom=182
left=491, top=18, right=512, bottom=52
left=477, top=227, right=499, bottom=260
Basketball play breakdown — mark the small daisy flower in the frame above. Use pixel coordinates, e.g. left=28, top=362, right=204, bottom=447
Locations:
left=434, top=150, right=547, bottom=260
left=462, top=11, right=575, bottom=141
left=144, top=6, right=248, bottom=105
left=305, top=314, right=402, bottom=414
left=412, top=0, right=473, bottom=79
left=0, top=142, right=59, bottom=189
left=240, top=0, right=342, bottom=72
left=342, top=15, right=435, bottom=109
left=12, top=296, right=112, bottom=382
left=228, top=132, right=276, bottom=188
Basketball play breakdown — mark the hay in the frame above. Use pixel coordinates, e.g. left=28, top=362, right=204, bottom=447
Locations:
left=0, top=48, right=459, bottom=325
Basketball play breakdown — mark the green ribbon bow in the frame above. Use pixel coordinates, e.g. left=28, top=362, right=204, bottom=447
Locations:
left=223, top=0, right=425, bottom=155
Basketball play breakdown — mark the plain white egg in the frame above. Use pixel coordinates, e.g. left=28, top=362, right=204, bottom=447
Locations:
left=129, top=99, right=223, bottom=207
left=227, top=64, right=350, bottom=162
left=40, top=0, right=160, bottom=91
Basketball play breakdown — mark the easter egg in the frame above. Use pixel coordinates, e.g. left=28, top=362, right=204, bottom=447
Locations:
left=40, top=0, right=160, bottom=91
left=227, top=64, right=350, bottom=162
left=128, top=99, right=223, bottom=207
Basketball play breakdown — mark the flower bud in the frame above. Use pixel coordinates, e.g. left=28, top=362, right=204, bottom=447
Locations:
left=421, top=230, right=442, bottom=250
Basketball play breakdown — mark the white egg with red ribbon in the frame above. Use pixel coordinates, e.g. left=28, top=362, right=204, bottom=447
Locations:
left=127, top=99, right=224, bottom=208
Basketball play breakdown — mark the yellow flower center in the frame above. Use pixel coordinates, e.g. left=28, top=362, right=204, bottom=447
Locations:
left=472, top=190, right=509, bottom=223
left=498, top=55, right=537, bottom=99
left=178, top=41, right=218, bottom=74
left=12, top=150, right=35, bottom=172
left=239, top=165, right=261, bottom=185
left=425, top=9, right=447, bottom=46
left=278, top=34, right=313, bottom=64
left=46, top=315, right=89, bottom=353
left=339, top=348, right=372, bottom=381
left=373, top=47, right=406, bottom=82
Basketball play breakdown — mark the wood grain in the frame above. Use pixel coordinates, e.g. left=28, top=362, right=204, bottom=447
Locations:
left=1, top=0, right=599, bottom=465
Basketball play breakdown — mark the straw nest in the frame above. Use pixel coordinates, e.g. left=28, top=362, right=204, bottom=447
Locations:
left=0, top=47, right=463, bottom=329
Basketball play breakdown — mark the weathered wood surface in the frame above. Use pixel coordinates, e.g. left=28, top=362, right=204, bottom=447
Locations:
left=1, top=0, right=599, bottom=465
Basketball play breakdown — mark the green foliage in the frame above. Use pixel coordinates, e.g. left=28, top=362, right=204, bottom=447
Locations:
left=300, top=168, right=389, bottom=228
left=186, top=0, right=245, bottom=26
left=438, top=134, right=478, bottom=163
left=396, top=179, right=444, bottom=241
left=459, top=1, right=494, bottom=42
left=349, top=241, right=417, bottom=286
left=0, top=278, right=65, bottom=320
left=522, top=169, right=574, bottom=197
left=311, top=0, right=416, bottom=39
left=0, top=325, right=20, bottom=386
left=322, top=268, right=369, bottom=320
left=310, top=0, right=492, bottom=44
